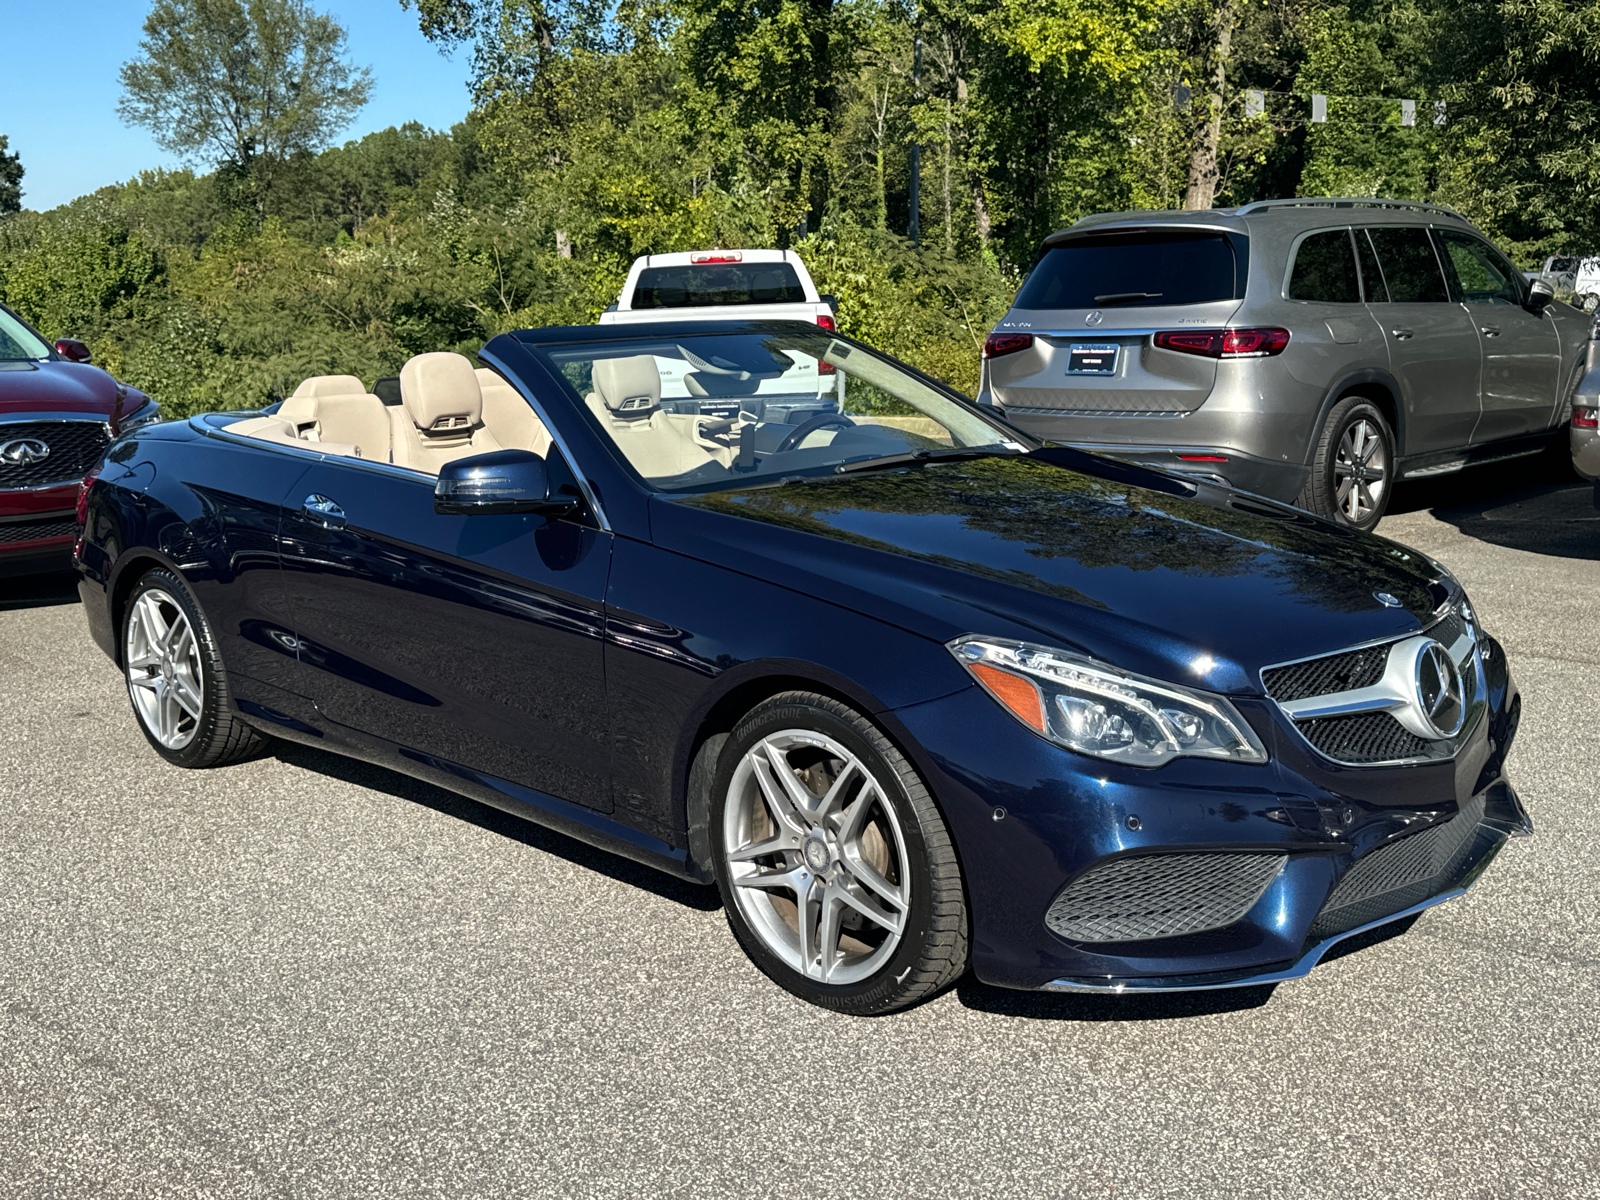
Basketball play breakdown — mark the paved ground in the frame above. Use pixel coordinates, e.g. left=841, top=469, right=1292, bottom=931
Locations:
left=2, top=452, right=1597, bottom=1200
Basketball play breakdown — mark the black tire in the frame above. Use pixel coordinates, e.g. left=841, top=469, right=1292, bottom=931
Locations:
left=121, top=568, right=272, bottom=768
left=709, top=691, right=968, bottom=1015
left=1298, top=395, right=1396, bottom=531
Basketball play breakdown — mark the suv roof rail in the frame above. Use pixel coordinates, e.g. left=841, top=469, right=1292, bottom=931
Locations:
left=1234, top=197, right=1469, bottom=219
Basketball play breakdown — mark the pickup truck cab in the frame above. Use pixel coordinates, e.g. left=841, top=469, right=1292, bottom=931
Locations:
left=598, top=249, right=841, bottom=420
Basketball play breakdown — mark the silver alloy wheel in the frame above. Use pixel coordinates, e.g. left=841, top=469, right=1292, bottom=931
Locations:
left=723, top=730, right=912, bottom=986
left=125, top=589, right=204, bottom=750
left=1333, top=417, right=1388, bottom=523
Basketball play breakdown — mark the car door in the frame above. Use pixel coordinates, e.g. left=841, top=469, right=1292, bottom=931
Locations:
left=1433, top=227, right=1562, bottom=444
left=1359, top=226, right=1482, bottom=454
left=277, top=451, right=615, bottom=812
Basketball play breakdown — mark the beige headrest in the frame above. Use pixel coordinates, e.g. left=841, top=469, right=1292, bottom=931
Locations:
left=291, top=374, right=367, bottom=399
left=593, top=356, right=662, bottom=415
left=401, top=352, right=482, bottom=434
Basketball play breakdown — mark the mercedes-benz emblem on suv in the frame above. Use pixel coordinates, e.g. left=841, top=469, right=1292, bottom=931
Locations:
left=1084, top=310, right=1104, bottom=327
left=0, top=437, right=51, bottom=465
left=1414, top=641, right=1464, bottom=739
left=1373, top=591, right=1402, bottom=608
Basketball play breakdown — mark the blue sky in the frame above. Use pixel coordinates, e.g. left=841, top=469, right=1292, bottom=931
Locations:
left=0, top=0, right=475, bottom=212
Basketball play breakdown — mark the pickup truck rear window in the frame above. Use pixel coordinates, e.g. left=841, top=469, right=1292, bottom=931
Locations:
left=1015, top=232, right=1242, bottom=310
left=632, top=264, right=807, bottom=309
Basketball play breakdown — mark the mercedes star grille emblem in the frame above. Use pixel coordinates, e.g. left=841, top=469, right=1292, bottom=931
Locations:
left=1084, top=310, right=1104, bottom=326
left=1373, top=591, right=1402, bottom=608
left=1414, top=640, right=1465, bottom=739
left=0, top=437, right=51, bottom=465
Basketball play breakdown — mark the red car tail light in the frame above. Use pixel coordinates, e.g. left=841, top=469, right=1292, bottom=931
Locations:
left=1154, top=328, right=1291, bottom=359
left=983, top=332, right=1034, bottom=359
left=817, top=313, right=837, bottom=331
left=1574, top=405, right=1599, bottom=429
left=76, top=469, right=99, bottom=527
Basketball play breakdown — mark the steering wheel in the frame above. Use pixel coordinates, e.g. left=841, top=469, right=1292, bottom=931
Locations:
left=775, top=412, right=856, bottom=454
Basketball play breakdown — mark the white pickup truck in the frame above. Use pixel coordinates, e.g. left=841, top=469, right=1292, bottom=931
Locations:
left=600, top=249, right=836, bottom=329
left=598, top=248, right=842, bottom=421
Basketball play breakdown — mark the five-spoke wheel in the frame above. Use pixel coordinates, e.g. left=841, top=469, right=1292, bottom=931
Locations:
left=711, top=692, right=968, bottom=1014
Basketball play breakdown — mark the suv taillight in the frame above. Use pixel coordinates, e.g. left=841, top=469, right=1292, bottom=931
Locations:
left=983, top=332, right=1034, bottom=359
left=76, top=469, right=99, bottom=527
left=817, top=313, right=837, bottom=331
left=1154, top=328, right=1291, bottom=358
left=1574, top=405, right=1598, bottom=429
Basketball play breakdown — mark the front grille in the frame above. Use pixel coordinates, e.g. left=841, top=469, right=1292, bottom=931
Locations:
left=0, top=515, right=76, bottom=544
left=1297, top=712, right=1434, bottom=764
left=1045, top=851, right=1287, bottom=943
left=0, top=420, right=111, bottom=488
left=1430, top=611, right=1466, bottom=648
left=1310, top=793, right=1487, bottom=938
left=1262, top=645, right=1388, bottom=702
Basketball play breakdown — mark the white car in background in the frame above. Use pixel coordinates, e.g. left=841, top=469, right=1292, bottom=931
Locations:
left=599, top=249, right=842, bottom=422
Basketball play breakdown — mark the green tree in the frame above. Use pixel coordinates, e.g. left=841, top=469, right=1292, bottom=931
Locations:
left=0, top=135, right=22, bottom=214
left=118, top=0, right=373, bottom=212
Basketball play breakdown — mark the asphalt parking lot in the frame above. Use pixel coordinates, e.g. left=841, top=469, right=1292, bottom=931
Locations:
left=2, top=453, right=1597, bottom=1200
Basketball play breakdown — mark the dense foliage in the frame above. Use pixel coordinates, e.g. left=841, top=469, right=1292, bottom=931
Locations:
left=4, top=0, right=1600, bottom=418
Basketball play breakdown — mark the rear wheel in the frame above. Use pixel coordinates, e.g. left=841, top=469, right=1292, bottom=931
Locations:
left=710, top=692, right=968, bottom=1014
left=1299, top=396, right=1395, bottom=531
left=122, top=568, right=271, bottom=768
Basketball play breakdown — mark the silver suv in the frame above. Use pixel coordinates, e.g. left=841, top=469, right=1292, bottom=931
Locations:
left=979, top=198, right=1591, bottom=529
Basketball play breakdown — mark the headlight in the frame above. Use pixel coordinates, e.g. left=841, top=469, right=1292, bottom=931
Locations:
left=949, top=636, right=1267, bottom=768
left=118, top=400, right=162, bottom=433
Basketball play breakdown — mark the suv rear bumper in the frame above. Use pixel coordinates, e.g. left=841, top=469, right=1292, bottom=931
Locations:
left=1047, top=441, right=1310, bottom=503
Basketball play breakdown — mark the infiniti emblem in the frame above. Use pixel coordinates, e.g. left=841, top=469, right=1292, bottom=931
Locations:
left=1084, top=310, right=1104, bottom=327
left=0, top=437, right=50, bottom=466
left=1414, top=641, right=1464, bottom=739
left=1374, top=591, right=1402, bottom=608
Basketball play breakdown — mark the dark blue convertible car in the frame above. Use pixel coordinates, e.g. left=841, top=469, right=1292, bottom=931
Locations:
left=74, top=320, right=1531, bottom=1014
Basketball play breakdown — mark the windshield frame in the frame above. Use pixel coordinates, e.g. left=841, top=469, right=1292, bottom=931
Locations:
left=515, top=321, right=1043, bottom=497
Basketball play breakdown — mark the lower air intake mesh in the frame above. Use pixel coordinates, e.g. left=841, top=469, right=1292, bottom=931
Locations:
left=1045, top=851, right=1287, bottom=944
left=1310, top=792, right=1487, bottom=939
left=0, top=516, right=77, bottom=545
left=1298, top=711, right=1432, bottom=763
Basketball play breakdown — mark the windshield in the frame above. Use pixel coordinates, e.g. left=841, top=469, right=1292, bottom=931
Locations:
left=0, top=307, right=51, bottom=361
left=1016, top=233, right=1242, bottom=309
left=531, top=330, right=1030, bottom=493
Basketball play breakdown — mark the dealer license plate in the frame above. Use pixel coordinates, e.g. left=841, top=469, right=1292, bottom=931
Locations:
left=1067, top=343, right=1118, bottom=375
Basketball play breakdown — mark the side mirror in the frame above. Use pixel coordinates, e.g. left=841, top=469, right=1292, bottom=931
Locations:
left=1580, top=292, right=1599, bottom=315
left=819, top=293, right=839, bottom=313
left=434, top=449, right=580, bottom=517
left=55, top=338, right=93, bottom=363
left=1526, top=278, right=1557, bottom=313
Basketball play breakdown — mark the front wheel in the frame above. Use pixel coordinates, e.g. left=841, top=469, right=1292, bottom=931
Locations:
left=1298, top=396, right=1395, bottom=531
left=122, top=568, right=272, bottom=768
left=710, top=692, right=969, bottom=1014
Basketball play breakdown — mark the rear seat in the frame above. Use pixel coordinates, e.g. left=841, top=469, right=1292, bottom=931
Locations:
left=313, top=392, right=391, bottom=462
left=475, top=368, right=552, bottom=457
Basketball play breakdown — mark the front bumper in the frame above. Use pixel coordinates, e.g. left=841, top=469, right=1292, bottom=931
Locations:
left=888, top=633, right=1525, bottom=994
left=1, top=483, right=79, bottom=576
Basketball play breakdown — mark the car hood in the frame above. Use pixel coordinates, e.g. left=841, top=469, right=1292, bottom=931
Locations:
left=0, top=360, right=122, bottom=415
left=654, top=454, right=1450, bottom=695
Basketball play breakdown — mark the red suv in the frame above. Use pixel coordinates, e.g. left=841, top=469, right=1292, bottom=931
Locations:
left=1, top=302, right=159, bottom=577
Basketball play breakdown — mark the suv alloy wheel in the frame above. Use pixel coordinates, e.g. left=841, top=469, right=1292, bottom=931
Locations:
left=1299, top=396, right=1395, bottom=531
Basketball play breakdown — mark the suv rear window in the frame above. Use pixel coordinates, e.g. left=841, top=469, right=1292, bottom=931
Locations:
left=632, top=263, right=806, bottom=309
left=1014, top=233, right=1242, bottom=309
left=1288, top=230, right=1361, bottom=303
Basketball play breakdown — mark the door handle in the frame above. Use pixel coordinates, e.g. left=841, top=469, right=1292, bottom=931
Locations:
left=1479, top=325, right=1501, bottom=337
left=1389, top=327, right=1414, bottom=340
left=301, top=494, right=346, bottom=529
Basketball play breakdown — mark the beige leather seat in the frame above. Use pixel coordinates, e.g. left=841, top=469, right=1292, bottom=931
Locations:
left=313, top=392, right=391, bottom=461
left=280, top=374, right=367, bottom=439
left=585, top=356, right=724, bottom=478
left=390, top=352, right=502, bottom=474
left=475, top=367, right=552, bottom=457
